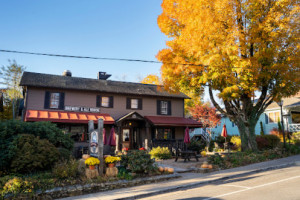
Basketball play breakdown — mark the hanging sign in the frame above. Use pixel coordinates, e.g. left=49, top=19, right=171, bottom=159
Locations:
left=90, top=130, right=99, bottom=157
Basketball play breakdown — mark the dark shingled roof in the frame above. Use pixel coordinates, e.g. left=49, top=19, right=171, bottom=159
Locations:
left=20, top=72, right=189, bottom=99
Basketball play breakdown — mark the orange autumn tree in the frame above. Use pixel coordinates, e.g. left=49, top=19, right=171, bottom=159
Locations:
left=188, top=102, right=221, bottom=128
left=157, top=0, right=300, bottom=151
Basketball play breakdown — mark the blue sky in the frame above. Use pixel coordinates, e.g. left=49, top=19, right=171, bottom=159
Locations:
left=0, top=0, right=165, bottom=82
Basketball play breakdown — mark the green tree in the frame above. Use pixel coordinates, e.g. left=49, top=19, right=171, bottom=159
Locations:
left=0, top=60, right=25, bottom=119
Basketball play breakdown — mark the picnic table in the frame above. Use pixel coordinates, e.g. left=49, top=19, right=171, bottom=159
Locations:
left=175, top=150, right=200, bottom=162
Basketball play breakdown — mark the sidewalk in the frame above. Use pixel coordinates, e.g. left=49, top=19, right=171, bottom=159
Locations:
left=60, top=155, right=300, bottom=200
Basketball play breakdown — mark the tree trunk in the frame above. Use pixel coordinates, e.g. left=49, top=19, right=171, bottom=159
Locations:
left=236, top=119, right=258, bottom=151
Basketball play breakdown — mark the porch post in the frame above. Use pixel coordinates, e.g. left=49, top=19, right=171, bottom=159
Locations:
left=145, top=122, right=151, bottom=150
left=116, top=124, right=121, bottom=153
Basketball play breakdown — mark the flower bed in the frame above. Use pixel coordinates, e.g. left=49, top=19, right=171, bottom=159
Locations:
left=208, top=145, right=300, bottom=169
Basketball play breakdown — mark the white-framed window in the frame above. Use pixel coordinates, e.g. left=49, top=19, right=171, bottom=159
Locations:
left=50, top=93, right=60, bottom=109
left=101, top=97, right=109, bottom=107
left=131, top=99, right=139, bottom=109
left=291, top=112, right=300, bottom=123
left=268, top=111, right=280, bottom=123
left=161, top=101, right=168, bottom=115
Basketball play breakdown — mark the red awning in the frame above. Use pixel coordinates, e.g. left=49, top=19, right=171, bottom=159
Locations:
left=25, top=110, right=115, bottom=124
left=145, top=116, right=202, bottom=127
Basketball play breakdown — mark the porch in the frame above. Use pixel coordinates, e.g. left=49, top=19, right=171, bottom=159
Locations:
left=289, top=124, right=300, bottom=133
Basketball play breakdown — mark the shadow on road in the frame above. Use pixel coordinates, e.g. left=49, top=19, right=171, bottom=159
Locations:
left=215, top=175, right=261, bottom=185
left=178, top=197, right=222, bottom=200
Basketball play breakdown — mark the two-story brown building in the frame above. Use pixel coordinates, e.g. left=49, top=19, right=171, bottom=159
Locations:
left=20, top=71, right=201, bottom=154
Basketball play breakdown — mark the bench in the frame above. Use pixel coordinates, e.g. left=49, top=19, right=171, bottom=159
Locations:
left=175, top=149, right=200, bottom=162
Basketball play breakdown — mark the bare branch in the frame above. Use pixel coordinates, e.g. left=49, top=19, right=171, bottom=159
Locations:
left=208, top=85, right=227, bottom=116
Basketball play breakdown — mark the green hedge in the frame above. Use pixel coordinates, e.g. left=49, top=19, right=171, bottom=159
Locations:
left=11, top=134, right=60, bottom=173
left=0, top=120, right=73, bottom=172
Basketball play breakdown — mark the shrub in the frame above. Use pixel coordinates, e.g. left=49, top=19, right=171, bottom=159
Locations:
left=263, top=135, right=280, bottom=148
left=121, top=150, right=157, bottom=174
left=0, top=120, right=73, bottom=172
left=10, top=134, right=59, bottom=173
left=285, top=144, right=300, bottom=155
left=2, top=177, right=34, bottom=197
left=117, top=167, right=133, bottom=180
left=230, top=136, right=241, bottom=151
left=149, top=146, right=172, bottom=160
left=52, top=158, right=79, bottom=179
left=207, top=154, right=225, bottom=169
left=58, top=148, right=72, bottom=161
left=214, top=135, right=233, bottom=144
left=291, top=132, right=300, bottom=146
left=256, top=135, right=280, bottom=150
left=187, top=139, right=206, bottom=152
left=256, top=136, right=270, bottom=150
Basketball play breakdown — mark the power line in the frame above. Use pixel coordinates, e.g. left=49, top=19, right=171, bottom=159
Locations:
left=0, top=49, right=296, bottom=71
left=0, top=49, right=198, bottom=66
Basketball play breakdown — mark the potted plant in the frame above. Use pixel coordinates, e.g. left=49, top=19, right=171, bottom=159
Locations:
left=85, top=157, right=100, bottom=170
left=105, top=156, right=121, bottom=168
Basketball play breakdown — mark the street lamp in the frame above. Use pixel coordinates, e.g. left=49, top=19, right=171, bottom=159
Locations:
left=277, top=100, right=286, bottom=149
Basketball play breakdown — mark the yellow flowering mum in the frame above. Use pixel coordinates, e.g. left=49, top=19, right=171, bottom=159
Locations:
left=85, top=157, right=100, bottom=166
left=105, top=156, right=121, bottom=164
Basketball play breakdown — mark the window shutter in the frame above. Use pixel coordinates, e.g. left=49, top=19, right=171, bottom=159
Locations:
left=138, top=98, right=143, bottom=110
left=44, top=91, right=50, bottom=109
left=109, top=96, right=114, bottom=108
left=96, top=95, right=101, bottom=107
left=59, top=93, right=65, bottom=110
left=157, top=100, right=161, bottom=115
left=126, top=98, right=131, bottom=109
left=167, top=101, right=172, bottom=115
left=265, top=113, right=268, bottom=124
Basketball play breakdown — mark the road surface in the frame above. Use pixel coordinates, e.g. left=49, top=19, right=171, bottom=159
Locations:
left=139, top=166, right=300, bottom=200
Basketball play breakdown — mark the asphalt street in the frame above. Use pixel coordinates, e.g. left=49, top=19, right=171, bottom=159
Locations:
left=139, top=166, right=300, bottom=200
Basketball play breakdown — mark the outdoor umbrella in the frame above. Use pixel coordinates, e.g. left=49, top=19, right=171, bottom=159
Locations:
left=221, top=124, right=228, bottom=142
left=184, top=127, right=190, bottom=144
left=103, top=128, right=107, bottom=145
left=81, top=132, right=85, bottom=142
left=108, top=127, right=116, bottom=146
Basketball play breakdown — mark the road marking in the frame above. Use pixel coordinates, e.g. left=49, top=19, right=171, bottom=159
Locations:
left=202, top=175, right=300, bottom=200
left=221, top=184, right=251, bottom=189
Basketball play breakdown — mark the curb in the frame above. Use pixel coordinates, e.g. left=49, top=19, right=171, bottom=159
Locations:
left=117, top=161, right=296, bottom=200
left=37, top=173, right=181, bottom=199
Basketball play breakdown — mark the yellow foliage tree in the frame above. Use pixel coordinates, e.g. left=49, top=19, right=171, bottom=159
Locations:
left=141, top=74, right=203, bottom=115
left=141, top=74, right=161, bottom=85
left=157, top=0, right=300, bottom=151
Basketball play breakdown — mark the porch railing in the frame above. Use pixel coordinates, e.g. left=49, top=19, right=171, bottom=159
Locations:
left=288, top=124, right=300, bottom=133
